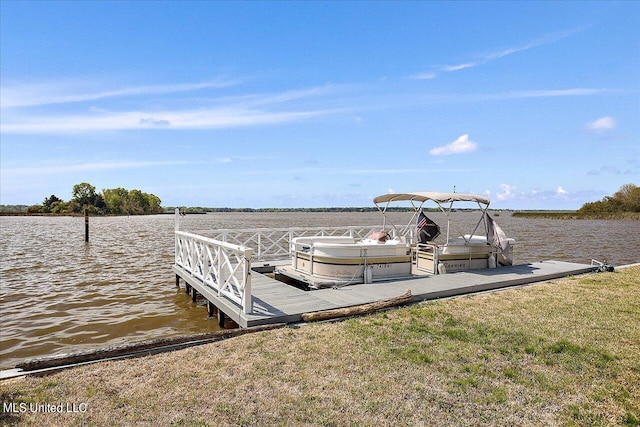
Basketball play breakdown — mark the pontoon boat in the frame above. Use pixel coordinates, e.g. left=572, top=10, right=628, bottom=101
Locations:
left=275, top=192, right=515, bottom=289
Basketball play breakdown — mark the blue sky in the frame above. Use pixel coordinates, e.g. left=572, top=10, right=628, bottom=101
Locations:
left=1, top=1, right=638, bottom=209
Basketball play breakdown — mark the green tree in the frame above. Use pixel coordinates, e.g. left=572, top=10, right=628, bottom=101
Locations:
left=27, top=205, right=43, bottom=214
left=72, top=182, right=98, bottom=210
left=103, top=187, right=129, bottom=214
left=43, top=194, right=63, bottom=209
left=578, top=183, right=639, bottom=215
left=50, top=201, right=68, bottom=213
left=614, top=183, right=640, bottom=212
left=146, top=193, right=162, bottom=213
left=128, top=189, right=149, bottom=214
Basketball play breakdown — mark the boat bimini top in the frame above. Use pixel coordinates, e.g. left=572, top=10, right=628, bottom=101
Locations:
left=373, top=191, right=490, bottom=206
left=372, top=191, right=492, bottom=244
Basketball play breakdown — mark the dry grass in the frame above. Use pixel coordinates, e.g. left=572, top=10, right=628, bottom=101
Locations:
left=2, top=267, right=639, bottom=426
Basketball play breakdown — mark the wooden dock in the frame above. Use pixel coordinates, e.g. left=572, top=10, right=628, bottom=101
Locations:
left=174, top=260, right=597, bottom=328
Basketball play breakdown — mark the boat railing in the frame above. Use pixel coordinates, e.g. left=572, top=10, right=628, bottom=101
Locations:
left=174, top=230, right=253, bottom=314
left=199, top=225, right=381, bottom=261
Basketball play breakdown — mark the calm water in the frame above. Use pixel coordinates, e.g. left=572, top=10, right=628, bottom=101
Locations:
left=1, top=212, right=638, bottom=369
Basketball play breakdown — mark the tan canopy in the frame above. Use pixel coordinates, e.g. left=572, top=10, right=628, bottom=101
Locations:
left=373, top=192, right=490, bottom=206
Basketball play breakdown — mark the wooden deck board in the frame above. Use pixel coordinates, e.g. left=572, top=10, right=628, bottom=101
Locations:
left=176, top=260, right=596, bottom=327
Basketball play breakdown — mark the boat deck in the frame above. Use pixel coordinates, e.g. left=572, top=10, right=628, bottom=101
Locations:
left=174, top=260, right=596, bottom=328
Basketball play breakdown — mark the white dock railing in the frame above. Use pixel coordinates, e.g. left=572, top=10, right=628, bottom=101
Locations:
left=206, top=226, right=378, bottom=261
left=175, top=230, right=253, bottom=314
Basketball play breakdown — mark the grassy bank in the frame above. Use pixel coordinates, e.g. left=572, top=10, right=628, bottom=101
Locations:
left=2, top=267, right=639, bottom=426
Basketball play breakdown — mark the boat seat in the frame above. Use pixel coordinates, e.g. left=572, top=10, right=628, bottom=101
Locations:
left=366, top=230, right=389, bottom=243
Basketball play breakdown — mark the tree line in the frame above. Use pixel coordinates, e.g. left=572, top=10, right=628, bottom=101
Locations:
left=26, top=182, right=163, bottom=215
left=513, top=183, right=639, bottom=219
left=167, top=206, right=426, bottom=214
left=577, top=183, right=639, bottom=215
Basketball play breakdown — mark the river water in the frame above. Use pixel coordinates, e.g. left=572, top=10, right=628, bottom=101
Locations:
left=1, top=212, right=638, bottom=369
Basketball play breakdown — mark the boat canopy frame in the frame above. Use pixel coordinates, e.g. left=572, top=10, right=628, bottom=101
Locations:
left=372, top=192, right=491, bottom=244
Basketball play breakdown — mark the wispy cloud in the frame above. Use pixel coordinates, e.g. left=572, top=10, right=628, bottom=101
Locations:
left=445, top=28, right=584, bottom=73
left=585, top=116, right=617, bottom=132
left=429, top=134, right=478, bottom=156
left=442, top=63, right=477, bottom=72
left=412, top=27, right=585, bottom=79
left=588, top=165, right=620, bottom=176
left=0, top=78, right=343, bottom=133
left=505, top=88, right=609, bottom=99
left=496, top=184, right=517, bottom=201
left=1, top=108, right=332, bottom=133
left=2, top=89, right=344, bottom=134
left=588, top=160, right=638, bottom=176
left=3, top=160, right=192, bottom=177
left=0, top=70, right=612, bottom=134
left=1, top=79, right=240, bottom=108
left=1, top=159, right=239, bottom=177
left=409, top=72, right=437, bottom=80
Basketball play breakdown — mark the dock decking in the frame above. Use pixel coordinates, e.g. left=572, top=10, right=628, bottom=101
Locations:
left=174, top=260, right=596, bottom=328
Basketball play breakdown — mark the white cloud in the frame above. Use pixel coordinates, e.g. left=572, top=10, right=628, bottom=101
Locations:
left=496, top=184, right=516, bottom=201
left=2, top=160, right=192, bottom=177
left=0, top=80, right=343, bottom=133
left=588, top=165, right=621, bottom=175
left=440, top=27, right=584, bottom=73
left=1, top=106, right=335, bottom=134
left=1, top=79, right=240, bottom=108
left=506, top=88, right=608, bottom=99
left=410, top=72, right=437, bottom=80
left=585, top=116, right=616, bottom=132
left=442, top=63, right=478, bottom=72
left=555, top=186, right=569, bottom=197
left=1, top=158, right=239, bottom=178
left=429, top=134, right=478, bottom=156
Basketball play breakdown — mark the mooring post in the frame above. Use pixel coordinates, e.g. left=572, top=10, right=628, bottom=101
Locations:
left=218, top=310, right=226, bottom=328
left=84, top=209, right=89, bottom=242
left=207, top=301, right=217, bottom=318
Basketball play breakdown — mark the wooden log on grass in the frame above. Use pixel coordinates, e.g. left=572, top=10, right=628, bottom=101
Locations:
left=301, top=289, right=412, bottom=322
left=16, top=323, right=286, bottom=372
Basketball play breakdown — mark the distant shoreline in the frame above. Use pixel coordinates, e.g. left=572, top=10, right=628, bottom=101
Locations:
left=512, top=211, right=639, bottom=220
left=2, top=207, right=638, bottom=220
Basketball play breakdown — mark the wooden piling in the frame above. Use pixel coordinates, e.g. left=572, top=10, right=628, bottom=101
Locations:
left=84, top=209, right=89, bottom=242
left=207, top=302, right=217, bottom=318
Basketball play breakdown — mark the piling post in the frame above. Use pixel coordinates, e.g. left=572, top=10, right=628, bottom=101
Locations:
left=207, top=302, right=217, bottom=318
left=243, top=248, right=253, bottom=314
left=218, top=310, right=226, bottom=328
left=84, top=209, right=89, bottom=242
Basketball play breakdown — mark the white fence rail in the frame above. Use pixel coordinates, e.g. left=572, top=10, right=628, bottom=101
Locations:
left=205, top=226, right=379, bottom=261
left=174, top=230, right=253, bottom=313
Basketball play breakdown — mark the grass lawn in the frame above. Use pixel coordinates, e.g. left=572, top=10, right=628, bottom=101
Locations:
left=2, top=267, right=639, bottom=426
